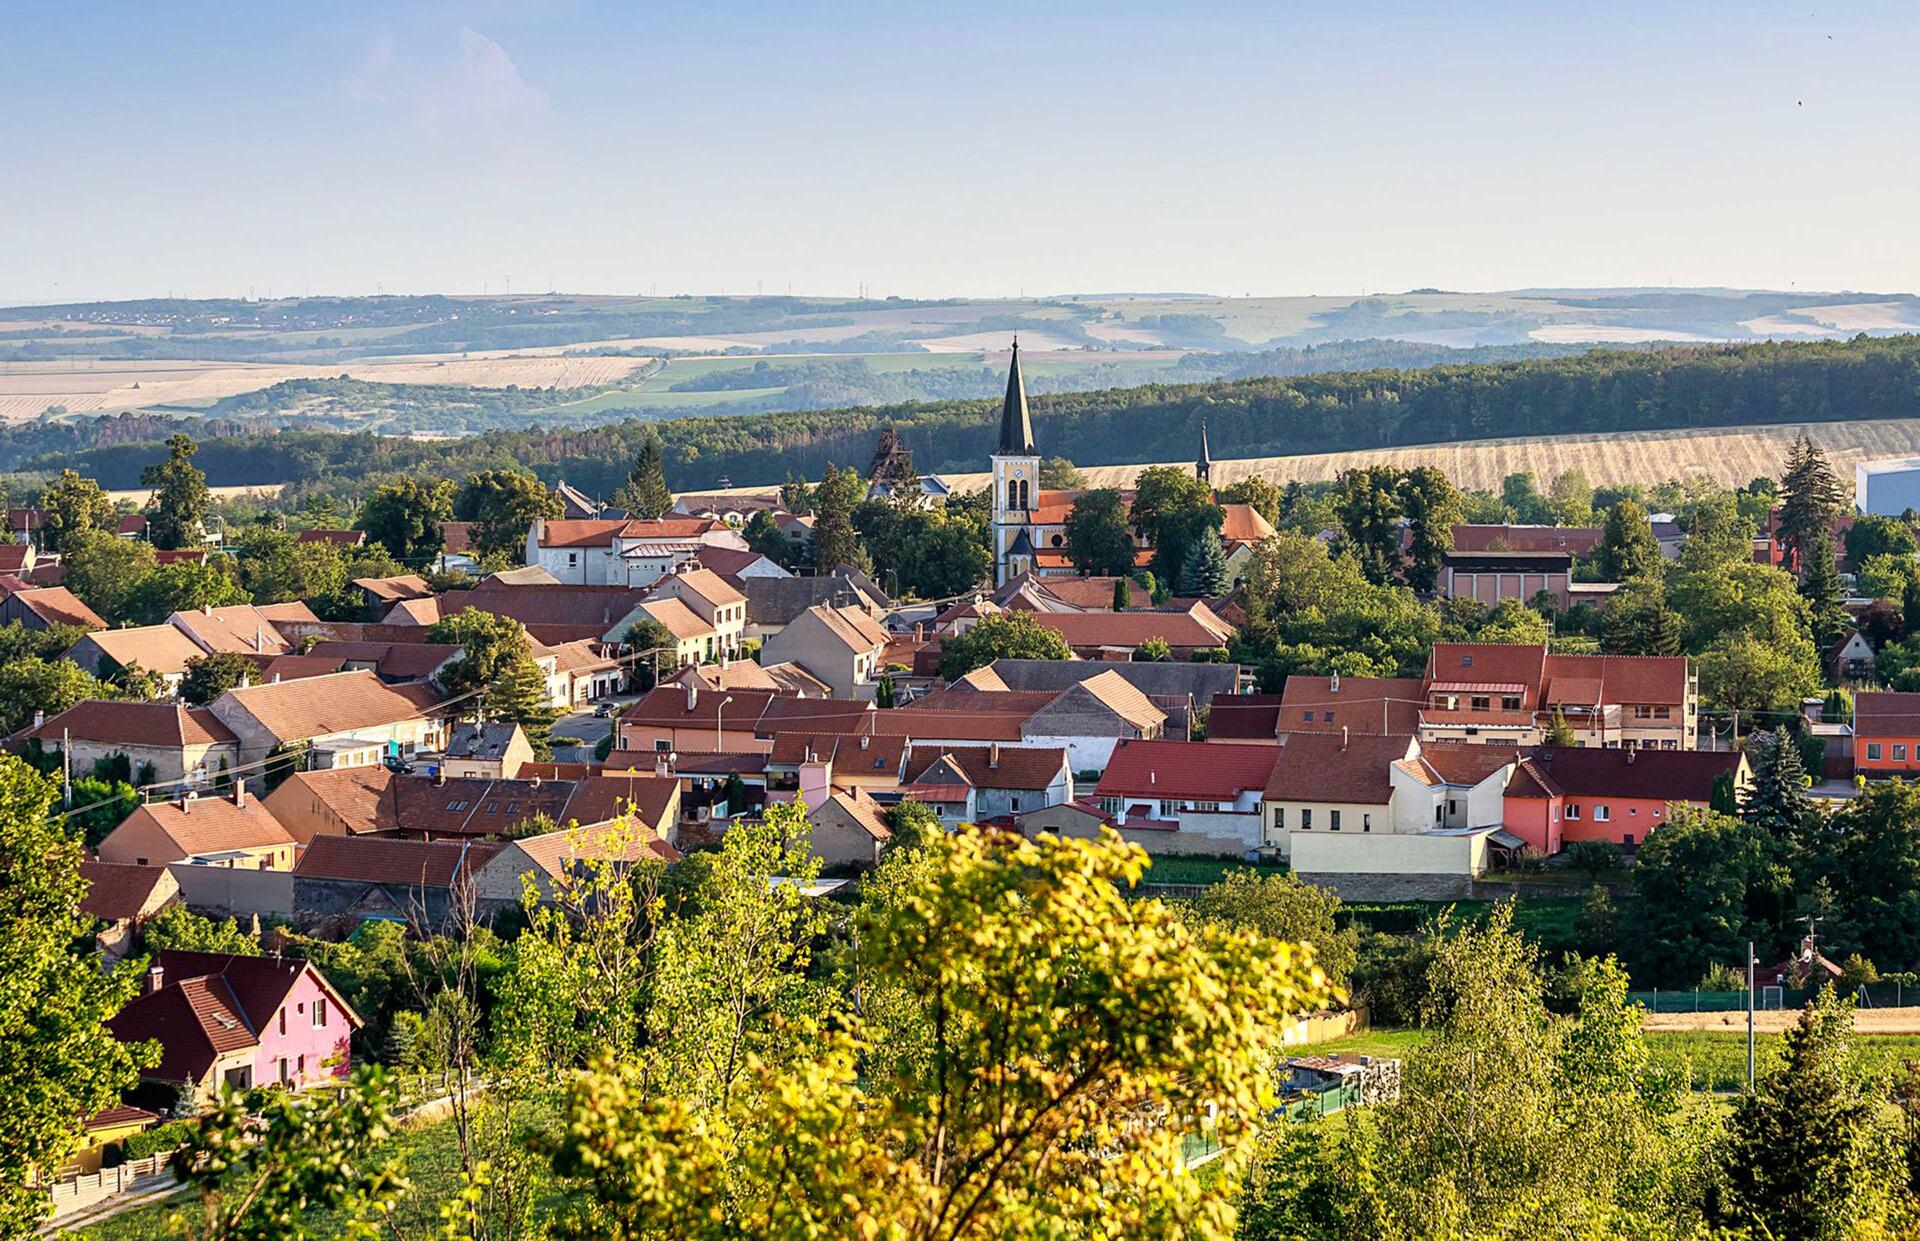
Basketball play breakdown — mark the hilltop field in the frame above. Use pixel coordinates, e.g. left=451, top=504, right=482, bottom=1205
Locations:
left=6, top=288, right=1920, bottom=432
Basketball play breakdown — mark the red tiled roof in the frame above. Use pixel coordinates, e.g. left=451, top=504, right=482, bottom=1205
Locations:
left=440, top=522, right=474, bottom=555
left=1449, top=525, right=1604, bottom=555
left=1263, top=733, right=1414, bottom=805
left=1545, top=652, right=1690, bottom=706
left=11, top=586, right=105, bottom=630
left=24, top=700, right=236, bottom=748
left=76, top=624, right=207, bottom=677
left=1426, top=643, right=1548, bottom=697
left=296, top=529, right=366, bottom=547
left=78, top=860, right=176, bottom=921
left=109, top=795, right=294, bottom=857
left=538, top=517, right=726, bottom=548
left=1510, top=746, right=1741, bottom=802
left=1855, top=691, right=1920, bottom=739
left=903, top=744, right=1068, bottom=791
left=1096, top=739, right=1278, bottom=801
left=295, top=834, right=503, bottom=887
left=1205, top=694, right=1284, bottom=741
left=1418, top=743, right=1521, bottom=786
left=109, top=950, right=360, bottom=1084
left=1029, top=611, right=1229, bottom=651
left=1278, top=676, right=1424, bottom=736
left=769, top=731, right=910, bottom=772
left=213, top=670, right=437, bottom=744
left=355, top=574, right=435, bottom=603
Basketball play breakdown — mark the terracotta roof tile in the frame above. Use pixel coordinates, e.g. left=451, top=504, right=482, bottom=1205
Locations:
left=109, top=795, right=294, bottom=857
left=1515, top=746, right=1743, bottom=801
left=1855, top=691, right=1920, bottom=739
left=354, top=574, right=435, bottom=603
left=170, top=603, right=319, bottom=655
left=903, top=744, right=1068, bottom=791
left=1263, top=733, right=1415, bottom=805
left=212, top=670, right=437, bottom=744
left=1277, top=676, right=1424, bottom=736
left=1029, top=611, right=1228, bottom=651
left=11, top=586, right=105, bottom=630
left=24, top=700, right=237, bottom=748
left=295, top=835, right=503, bottom=887
left=1097, top=739, right=1278, bottom=801
left=78, top=860, right=176, bottom=921
left=77, top=624, right=208, bottom=677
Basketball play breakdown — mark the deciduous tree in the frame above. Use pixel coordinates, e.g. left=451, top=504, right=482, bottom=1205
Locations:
left=1064, top=488, right=1137, bottom=577
left=937, top=611, right=1070, bottom=679
left=356, top=476, right=452, bottom=566
left=39, top=469, right=115, bottom=554
left=141, top=432, right=210, bottom=551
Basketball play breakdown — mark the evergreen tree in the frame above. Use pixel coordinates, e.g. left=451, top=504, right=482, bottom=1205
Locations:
left=1742, top=728, right=1819, bottom=844
left=1798, top=534, right=1851, bottom=647
left=1779, top=436, right=1845, bottom=577
left=1601, top=581, right=1683, bottom=657
left=1710, top=771, right=1740, bottom=815
left=140, top=432, right=210, bottom=551
left=1112, top=577, right=1131, bottom=610
left=616, top=435, right=674, bottom=519
left=1180, top=526, right=1230, bottom=597
left=1545, top=706, right=1576, bottom=746
left=1594, top=498, right=1661, bottom=581
left=1714, top=988, right=1876, bottom=1240
left=428, top=610, right=559, bottom=759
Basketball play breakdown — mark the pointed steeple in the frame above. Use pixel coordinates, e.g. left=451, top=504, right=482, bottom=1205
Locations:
left=997, top=337, right=1036, bottom=455
left=1196, top=418, right=1213, bottom=486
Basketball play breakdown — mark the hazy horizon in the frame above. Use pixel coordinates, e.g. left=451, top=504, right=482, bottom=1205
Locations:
left=6, top=1, right=1919, bottom=304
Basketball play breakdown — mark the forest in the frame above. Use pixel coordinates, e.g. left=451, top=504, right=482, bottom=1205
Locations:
left=5, top=333, right=1918, bottom=495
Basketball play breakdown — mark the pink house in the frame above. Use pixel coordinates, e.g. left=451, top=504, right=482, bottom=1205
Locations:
left=1501, top=747, right=1750, bottom=855
left=108, top=950, right=360, bottom=1104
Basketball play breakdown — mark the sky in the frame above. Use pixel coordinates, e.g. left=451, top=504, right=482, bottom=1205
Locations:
left=4, top=1, right=1919, bottom=304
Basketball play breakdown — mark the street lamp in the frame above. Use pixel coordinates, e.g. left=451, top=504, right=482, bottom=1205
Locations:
left=716, top=695, right=733, bottom=752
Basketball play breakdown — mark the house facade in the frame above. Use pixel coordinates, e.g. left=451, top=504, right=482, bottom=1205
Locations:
left=524, top=517, right=748, bottom=587
left=759, top=604, right=891, bottom=700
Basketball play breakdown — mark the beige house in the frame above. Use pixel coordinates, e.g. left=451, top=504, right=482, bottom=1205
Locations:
left=760, top=604, right=891, bottom=700
left=261, top=767, right=396, bottom=846
left=205, top=670, right=447, bottom=788
left=473, top=820, right=681, bottom=915
left=79, top=861, right=182, bottom=960
left=646, top=568, right=748, bottom=659
left=66, top=624, right=210, bottom=694
left=633, top=597, right=717, bottom=667
left=20, top=700, right=240, bottom=789
left=98, top=786, right=297, bottom=870
left=805, top=790, right=892, bottom=867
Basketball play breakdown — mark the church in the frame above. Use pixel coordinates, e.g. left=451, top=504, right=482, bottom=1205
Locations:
left=989, top=339, right=1266, bottom=587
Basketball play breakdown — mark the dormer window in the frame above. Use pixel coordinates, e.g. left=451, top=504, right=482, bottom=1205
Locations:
left=1461, top=655, right=1474, bottom=667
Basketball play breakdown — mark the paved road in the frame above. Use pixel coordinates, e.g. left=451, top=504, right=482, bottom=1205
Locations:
left=551, top=696, right=633, bottom=763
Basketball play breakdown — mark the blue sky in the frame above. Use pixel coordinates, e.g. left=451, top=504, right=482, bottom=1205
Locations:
left=4, top=1, right=1918, bottom=303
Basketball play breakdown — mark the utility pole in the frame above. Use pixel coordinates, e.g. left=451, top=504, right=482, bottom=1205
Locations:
left=1747, top=940, right=1756, bottom=1090
left=61, top=727, right=71, bottom=808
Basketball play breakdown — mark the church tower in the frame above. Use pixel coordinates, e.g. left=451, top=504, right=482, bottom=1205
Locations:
left=1196, top=419, right=1213, bottom=490
left=991, top=339, right=1040, bottom=585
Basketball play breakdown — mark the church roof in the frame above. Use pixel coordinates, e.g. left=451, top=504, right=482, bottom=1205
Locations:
left=1007, top=528, right=1036, bottom=557
left=997, top=339, right=1036, bottom=455
left=1197, top=419, right=1212, bottom=472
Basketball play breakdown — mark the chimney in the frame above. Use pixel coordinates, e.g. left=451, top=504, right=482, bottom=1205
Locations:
left=255, top=624, right=266, bottom=652
left=915, top=622, right=925, bottom=642
left=1330, top=671, right=1340, bottom=694
left=655, top=754, right=670, bottom=777
left=1341, top=726, right=1350, bottom=752
left=146, top=964, right=164, bottom=995
left=1150, top=770, right=1156, bottom=785
left=181, top=791, right=196, bottom=814
left=859, top=734, right=870, bottom=751
left=272, top=673, right=282, bottom=684
left=1627, top=746, right=1637, bottom=764
left=203, top=603, right=213, bottom=615
left=435, top=766, right=447, bottom=786
left=233, top=781, right=246, bottom=809
left=32, top=709, right=43, bottom=730
left=685, top=682, right=698, bottom=712
left=989, top=742, right=1000, bottom=770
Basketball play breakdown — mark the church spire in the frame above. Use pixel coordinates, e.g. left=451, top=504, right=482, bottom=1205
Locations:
left=997, top=337, right=1036, bottom=455
left=1196, top=418, right=1213, bottom=486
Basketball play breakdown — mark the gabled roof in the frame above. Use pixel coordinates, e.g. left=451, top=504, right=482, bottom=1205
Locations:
left=76, top=624, right=208, bottom=677
left=266, top=767, right=398, bottom=834
left=510, top=819, right=681, bottom=874
left=1855, top=691, right=1920, bottom=738
left=1051, top=669, right=1166, bottom=731
left=295, top=834, right=504, bottom=887
left=1544, top=652, right=1691, bottom=706
left=212, top=670, right=439, bottom=744
left=446, top=721, right=525, bottom=761
left=658, top=567, right=746, bottom=609
left=170, top=603, right=319, bottom=655
left=1418, top=743, right=1521, bottom=787
left=79, top=860, right=177, bottom=922
left=741, top=573, right=885, bottom=627
left=355, top=574, right=435, bottom=603
left=902, top=743, right=1068, bottom=791
left=1205, top=693, right=1285, bottom=741
left=820, top=790, right=892, bottom=842
left=1218, top=503, right=1276, bottom=544
left=1277, top=676, right=1425, bottom=736
left=23, top=699, right=237, bottom=748
left=1263, top=733, right=1416, bottom=805
left=769, top=730, right=909, bottom=773
left=1096, top=738, right=1278, bottom=801
left=450, top=584, right=653, bottom=630
left=109, top=950, right=361, bottom=1083
left=638, top=596, right=713, bottom=641
left=1512, top=746, right=1745, bottom=802
left=1027, top=610, right=1229, bottom=651
left=384, top=597, right=444, bottom=625
left=440, top=521, right=474, bottom=555
left=667, top=660, right=781, bottom=692
left=1450, top=524, right=1604, bottom=555
left=305, top=639, right=457, bottom=681
left=1426, top=644, right=1549, bottom=697
left=536, top=517, right=727, bottom=548
left=803, top=603, right=891, bottom=655
left=987, top=657, right=1238, bottom=704
left=691, top=545, right=785, bottom=580
left=110, top=794, right=294, bottom=857
left=9, top=586, right=105, bottom=630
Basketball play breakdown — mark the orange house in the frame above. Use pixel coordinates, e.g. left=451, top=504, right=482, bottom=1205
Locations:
left=1853, top=692, right=1920, bottom=776
left=1502, top=747, right=1750, bottom=855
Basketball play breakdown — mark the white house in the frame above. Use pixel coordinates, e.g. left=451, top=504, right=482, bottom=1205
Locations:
left=524, top=518, right=748, bottom=587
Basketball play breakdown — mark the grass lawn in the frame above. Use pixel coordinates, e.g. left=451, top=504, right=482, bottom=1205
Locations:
left=1138, top=856, right=1292, bottom=887
left=1341, top=897, right=1586, bottom=953
left=1309, top=1026, right=1920, bottom=1095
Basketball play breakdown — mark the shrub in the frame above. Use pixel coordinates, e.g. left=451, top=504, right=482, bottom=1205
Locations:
left=125, top=1117, right=198, bottom=1160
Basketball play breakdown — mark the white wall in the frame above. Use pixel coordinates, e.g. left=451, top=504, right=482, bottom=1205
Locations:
left=1289, top=829, right=1489, bottom=878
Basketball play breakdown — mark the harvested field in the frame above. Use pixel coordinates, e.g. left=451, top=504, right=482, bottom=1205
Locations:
left=1644, top=1006, right=1920, bottom=1035
left=935, top=418, right=1920, bottom=494
left=0, top=355, right=653, bottom=420
left=104, top=483, right=287, bottom=505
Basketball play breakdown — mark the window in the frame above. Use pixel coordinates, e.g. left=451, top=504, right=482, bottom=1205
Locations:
left=1010, top=796, right=1022, bottom=811
left=1272, top=806, right=1285, bottom=830
left=1502, top=696, right=1521, bottom=711
left=1434, top=805, right=1443, bottom=824
left=1897, top=745, right=1909, bottom=762
left=1302, top=710, right=1314, bottom=722
left=1362, top=813, right=1372, bottom=832
left=1300, top=808, right=1313, bottom=830
left=1633, top=705, right=1653, bottom=720
left=1594, top=805, right=1611, bottom=822
left=1565, top=803, right=1581, bottom=820
left=279, top=1059, right=290, bottom=1086
left=278, top=1010, right=286, bottom=1035
left=1447, top=799, right=1458, bottom=815
left=1869, top=743, right=1884, bottom=761
left=1623, top=834, right=1635, bottom=846
left=314, top=997, right=327, bottom=1028
left=446, top=800, right=469, bottom=812
left=655, top=739, right=671, bottom=752
left=567, top=552, right=578, bottom=567
left=1462, top=655, right=1474, bottom=667
left=1321, top=710, right=1334, bottom=722
left=1471, top=696, right=1491, bottom=712
left=1330, top=810, right=1342, bottom=831
left=1655, top=706, right=1671, bottom=719
left=297, top=1055, right=306, bottom=1075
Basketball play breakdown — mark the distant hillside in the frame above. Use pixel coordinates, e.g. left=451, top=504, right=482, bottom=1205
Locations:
left=7, top=333, right=1919, bottom=499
